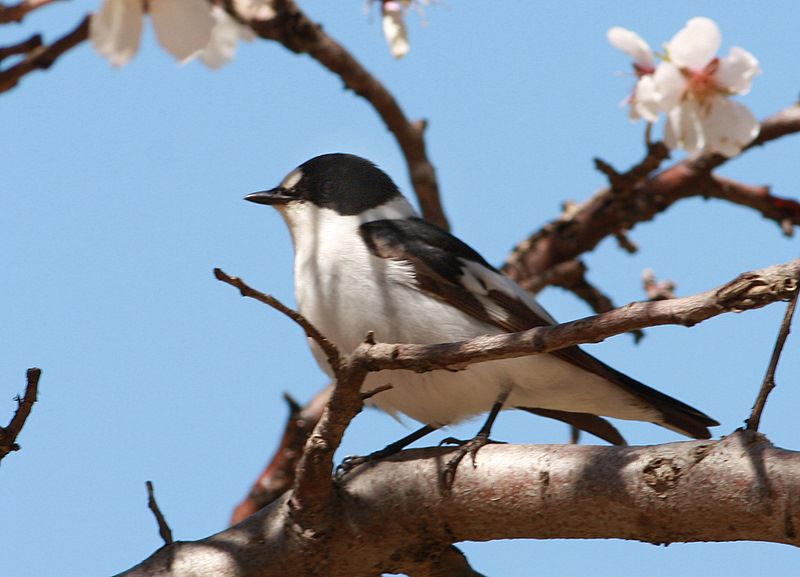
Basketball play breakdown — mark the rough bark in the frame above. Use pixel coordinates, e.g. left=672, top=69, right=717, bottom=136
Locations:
left=114, top=431, right=800, bottom=577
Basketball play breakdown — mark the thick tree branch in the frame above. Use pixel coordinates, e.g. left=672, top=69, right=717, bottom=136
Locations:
left=503, top=105, right=800, bottom=283
left=0, top=367, right=40, bottom=462
left=0, top=15, right=89, bottom=94
left=247, top=0, right=448, bottom=229
left=113, top=431, right=800, bottom=577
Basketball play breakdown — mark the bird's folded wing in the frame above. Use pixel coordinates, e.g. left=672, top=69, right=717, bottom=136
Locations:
left=359, top=217, right=718, bottom=440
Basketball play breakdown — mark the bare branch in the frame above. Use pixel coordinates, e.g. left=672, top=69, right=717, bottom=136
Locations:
left=0, top=367, right=40, bottom=463
left=503, top=105, right=800, bottom=282
left=213, top=268, right=340, bottom=366
left=0, top=34, right=41, bottom=63
left=113, top=432, right=800, bottom=577
left=230, top=385, right=332, bottom=525
left=0, top=15, right=89, bottom=94
left=642, top=269, right=676, bottom=301
left=746, top=290, right=799, bottom=431
left=247, top=0, right=448, bottom=229
left=358, top=259, right=799, bottom=374
left=0, top=0, right=60, bottom=24
left=146, top=481, right=174, bottom=546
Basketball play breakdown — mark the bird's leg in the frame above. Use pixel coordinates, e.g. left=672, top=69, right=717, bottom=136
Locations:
left=440, top=389, right=510, bottom=488
left=335, top=424, right=439, bottom=479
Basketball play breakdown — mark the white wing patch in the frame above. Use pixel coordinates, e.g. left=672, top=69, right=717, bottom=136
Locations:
left=459, top=259, right=557, bottom=326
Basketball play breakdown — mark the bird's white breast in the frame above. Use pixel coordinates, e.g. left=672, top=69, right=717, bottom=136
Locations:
left=278, top=198, right=658, bottom=427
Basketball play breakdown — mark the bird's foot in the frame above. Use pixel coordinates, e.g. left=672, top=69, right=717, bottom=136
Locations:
left=439, top=434, right=506, bottom=489
left=335, top=454, right=372, bottom=479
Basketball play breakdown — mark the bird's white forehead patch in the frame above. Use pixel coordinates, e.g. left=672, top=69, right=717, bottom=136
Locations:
left=281, top=168, right=303, bottom=190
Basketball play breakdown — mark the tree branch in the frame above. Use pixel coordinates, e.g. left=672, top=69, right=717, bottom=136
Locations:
left=145, top=481, right=174, bottom=546
left=113, top=431, right=800, bottom=577
left=247, top=0, right=448, bottom=229
left=0, top=0, right=59, bottom=24
left=503, top=104, right=800, bottom=283
left=746, top=290, right=799, bottom=431
left=0, top=14, right=89, bottom=94
left=230, top=386, right=331, bottom=525
left=213, top=268, right=340, bottom=366
left=358, top=258, right=799, bottom=373
left=0, top=367, right=40, bottom=463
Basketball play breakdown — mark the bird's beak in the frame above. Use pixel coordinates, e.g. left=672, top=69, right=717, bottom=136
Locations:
left=244, top=187, right=294, bottom=206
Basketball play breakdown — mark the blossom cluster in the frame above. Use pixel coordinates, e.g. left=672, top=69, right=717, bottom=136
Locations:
left=90, top=0, right=275, bottom=69
left=608, top=17, right=761, bottom=157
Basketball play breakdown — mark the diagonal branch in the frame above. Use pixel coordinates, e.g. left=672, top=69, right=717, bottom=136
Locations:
left=358, top=258, right=799, bottom=373
left=503, top=104, right=800, bottom=284
left=213, top=268, right=340, bottom=365
left=0, top=0, right=60, bottom=24
left=145, top=481, right=174, bottom=546
left=246, top=0, right=448, bottom=229
left=0, top=367, right=40, bottom=462
left=230, top=386, right=331, bottom=525
left=0, top=14, right=89, bottom=94
left=746, top=289, right=799, bottom=431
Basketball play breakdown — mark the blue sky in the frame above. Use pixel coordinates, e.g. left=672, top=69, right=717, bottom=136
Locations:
left=3, top=1, right=800, bottom=576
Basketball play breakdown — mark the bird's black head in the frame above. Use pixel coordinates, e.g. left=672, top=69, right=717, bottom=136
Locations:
left=245, top=153, right=402, bottom=216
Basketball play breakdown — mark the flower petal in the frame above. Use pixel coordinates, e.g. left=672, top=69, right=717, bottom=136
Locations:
left=652, top=61, right=686, bottom=111
left=700, top=96, right=760, bottom=156
left=150, top=0, right=215, bottom=63
left=716, top=46, right=760, bottom=94
left=382, top=2, right=410, bottom=59
left=201, top=6, right=242, bottom=69
left=90, top=0, right=143, bottom=68
left=607, top=26, right=654, bottom=68
left=667, top=16, right=721, bottom=70
left=633, top=75, right=660, bottom=122
left=665, top=102, right=705, bottom=154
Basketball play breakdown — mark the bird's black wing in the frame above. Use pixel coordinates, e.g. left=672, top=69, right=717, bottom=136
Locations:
left=359, top=217, right=717, bottom=440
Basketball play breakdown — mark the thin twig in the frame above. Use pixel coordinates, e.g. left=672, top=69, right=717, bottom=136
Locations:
left=0, top=34, right=42, bottom=63
left=0, top=367, right=40, bottom=462
left=0, top=14, right=89, bottom=94
left=213, top=268, right=340, bottom=365
left=0, top=0, right=59, bottom=24
left=146, top=481, right=174, bottom=546
left=642, top=269, right=676, bottom=301
left=746, top=290, right=799, bottom=431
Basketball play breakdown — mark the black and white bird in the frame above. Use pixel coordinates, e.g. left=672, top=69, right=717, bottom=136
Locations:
left=246, top=153, right=717, bottom=461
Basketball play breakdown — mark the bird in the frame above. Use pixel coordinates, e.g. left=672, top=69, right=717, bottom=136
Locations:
left=245, top=153, right=718, bottom=473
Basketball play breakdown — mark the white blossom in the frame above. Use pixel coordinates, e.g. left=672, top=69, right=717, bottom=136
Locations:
left=91, top=0, right=214, bottom=67
left=655, top=17, right=761, bottom=156
left=609, top=17, right=761, bottom=157
left=382, top=0, right=410, bottom=59
left=607, top=27, right=659, bottom=122
left=607, top=26, right=654, bottom=72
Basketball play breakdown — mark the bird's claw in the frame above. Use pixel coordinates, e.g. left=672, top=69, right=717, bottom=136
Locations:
left=440, top=434, right=505, bottom=489
left=335, top=454, right=369, bottom=480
